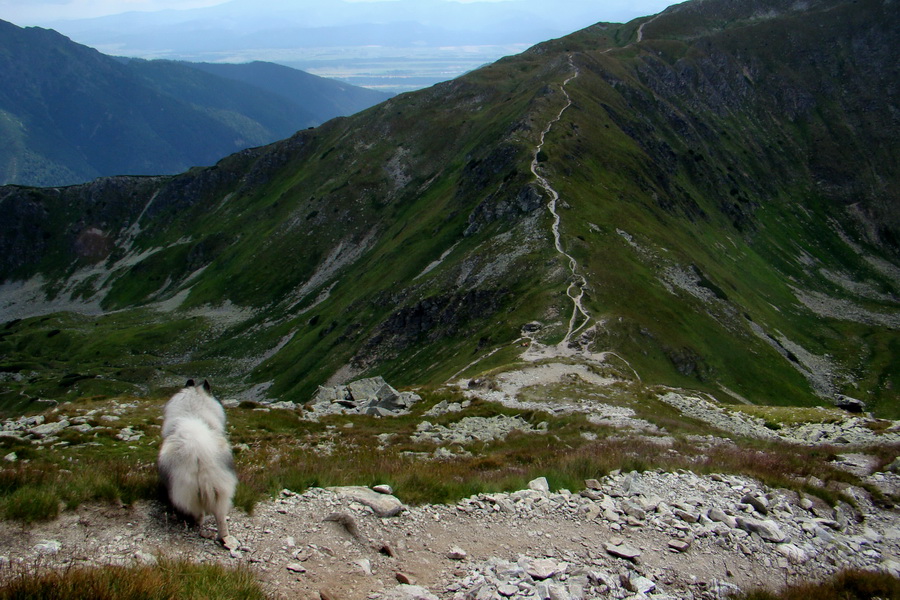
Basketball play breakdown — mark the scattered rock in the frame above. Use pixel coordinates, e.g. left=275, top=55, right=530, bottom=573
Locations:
left=327, top=486, right=404, bottom=517
left=834, top=394, right=865, bottom=413
left=528, top=477, right=550, bottom=493
left=29, top=420, right=70, bottom=438
left=384, top=585, right=439, bottom=600
left=412, top=415, right=540, bottom=446
left=604, top=540, right=641, bottom=560
left=775, top=543, right=809, bottom=564
left=736, top=517, right=787, bottom=543
left=447, top=546, right=467, bottom=560
left=708, top=507, right=738, bottom=529
left=740, top=493, right=768, bottom=515
left=355, top=558, right=373, bottom=576
left=116, top=426, right=143, bottom=442
left=33, top=540, right=61, bottom=555
left=221, top=535, right=240, bottom=551
left=396, top=572, right=415, bottom=585
left=526, top=558, right=560, bottom=580
left=621, top=572, right=656, bottom=594
left=324, top=512, right=362, bottom=539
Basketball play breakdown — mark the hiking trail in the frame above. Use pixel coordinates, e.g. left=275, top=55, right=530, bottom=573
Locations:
left=530, top=57, right=591, bottom=346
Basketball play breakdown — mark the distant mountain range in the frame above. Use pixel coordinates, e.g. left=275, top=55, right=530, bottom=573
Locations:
left=37, top=0, right=677, bottom=92
left=1, top=0, right=898, bottom=420
left=0, top=19, right=392, bottom=187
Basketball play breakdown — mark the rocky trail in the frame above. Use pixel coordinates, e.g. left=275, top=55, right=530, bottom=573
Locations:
left=530, top=58, right=591, bottom=347
left=1, top=468, right=899, bottom=600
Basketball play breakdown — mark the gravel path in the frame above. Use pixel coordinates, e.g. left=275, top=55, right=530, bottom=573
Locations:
left=1, top=469, right=898, bottom=600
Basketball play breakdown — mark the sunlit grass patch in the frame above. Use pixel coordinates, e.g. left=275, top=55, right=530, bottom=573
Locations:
left=727, top=405, right=847, bottom=426
left=0, top=558, right=267, bottom=600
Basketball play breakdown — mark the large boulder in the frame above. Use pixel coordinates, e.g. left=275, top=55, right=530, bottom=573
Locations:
left=307, top=377, right=420, bottom=419
left=834, top=394, right=866, bottom=413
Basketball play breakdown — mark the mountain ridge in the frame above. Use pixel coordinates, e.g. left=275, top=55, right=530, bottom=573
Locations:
left=0, top=19, right=391, bottom=187
left=0, top=0, right=897, bottom=419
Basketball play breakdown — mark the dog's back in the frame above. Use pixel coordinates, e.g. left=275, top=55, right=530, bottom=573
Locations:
left=158, top=379, right=236, bottom=541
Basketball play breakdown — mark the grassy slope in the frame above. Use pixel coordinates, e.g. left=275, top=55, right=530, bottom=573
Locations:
left=0, top=0, right=897, bottom=417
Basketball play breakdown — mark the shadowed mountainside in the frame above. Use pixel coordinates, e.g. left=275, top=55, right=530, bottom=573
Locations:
left=0, top=19, right=391, bottom=187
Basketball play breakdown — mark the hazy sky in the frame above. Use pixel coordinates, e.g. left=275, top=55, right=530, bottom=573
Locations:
left=0, top=0, right=683, bottom=92
left=1, top=0, right=226, bottom=23
left=1, top=0, right=679, bottom=26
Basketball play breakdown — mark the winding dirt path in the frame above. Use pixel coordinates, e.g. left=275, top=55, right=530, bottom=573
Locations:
left=530, top=57, right=591, bottom=345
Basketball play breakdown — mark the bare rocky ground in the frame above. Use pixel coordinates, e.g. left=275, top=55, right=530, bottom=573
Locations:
left=1, top=465, right=899, bottom=600
left=2, top=352, right=899, bottom=599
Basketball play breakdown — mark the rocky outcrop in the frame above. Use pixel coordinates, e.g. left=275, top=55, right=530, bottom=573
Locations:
left=658, top=392, right=900, bottom=446
left=306, top=377, right=421, bottom=419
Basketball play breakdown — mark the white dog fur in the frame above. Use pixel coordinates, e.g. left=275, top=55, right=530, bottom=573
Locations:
left=158, top=379, right=237, bottom=541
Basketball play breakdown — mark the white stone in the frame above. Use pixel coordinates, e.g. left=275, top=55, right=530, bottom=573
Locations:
left=222, top=535, right=240, bottom=551
left=621, top=572, right=656, bottom=594
left=328, top=486, right=404, bottom=517
left=528, top=477, right=550, bottom=493
left=604, top=541, right=641, bottom=560
left=775, top=543, right=809, bottom=564
left=355, top=558, right=373, bottom=575
left=527, top=558, right=560, bottom=580
left=34, top=540, right=61, bottom=555
left=29, top=421, right=70, bottom=437
left=736, top=517, right=787, bottom=543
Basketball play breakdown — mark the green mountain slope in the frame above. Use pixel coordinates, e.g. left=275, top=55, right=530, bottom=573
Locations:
left=0, top=20, right=391, bottom=187
left=0, top=0, right=897, bottom=418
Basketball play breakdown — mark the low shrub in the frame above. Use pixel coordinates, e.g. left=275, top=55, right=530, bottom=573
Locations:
left=735, top=568, right=900, bottom=600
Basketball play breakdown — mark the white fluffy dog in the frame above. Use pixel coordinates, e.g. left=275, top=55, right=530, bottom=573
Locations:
left=158, top=379, right=237, bottom=542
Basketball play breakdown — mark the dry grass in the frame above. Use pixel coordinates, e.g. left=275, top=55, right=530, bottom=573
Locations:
left=1, top=385, right=889, bottom=520
left=0, top=558, right=267, bottom=600
left=735, top=568, right=900, bottom=600
left=728, top=405, right=847, bottom=426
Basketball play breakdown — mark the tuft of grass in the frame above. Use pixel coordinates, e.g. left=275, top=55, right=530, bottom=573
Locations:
left=0, top=486, right=60, bottom=523
left=0, top=459, right=158, bottom=523
left=0, top=558, right=267, bottom=600
left=735, top=568, right=900, bottom=600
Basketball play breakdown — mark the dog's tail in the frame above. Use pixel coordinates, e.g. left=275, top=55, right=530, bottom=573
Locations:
left=158, top=417, right=237, bottom=523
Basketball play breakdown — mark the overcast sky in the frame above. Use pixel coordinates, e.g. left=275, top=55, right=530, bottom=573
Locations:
left=1, top=0, right=679, bottom=26
left=1, top=0, right=225, bottom=23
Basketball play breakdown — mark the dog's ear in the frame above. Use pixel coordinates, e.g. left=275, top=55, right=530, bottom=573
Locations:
left=186, top=379, right=195, bottom=388
left=202, top=379, right=212, bottom=393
